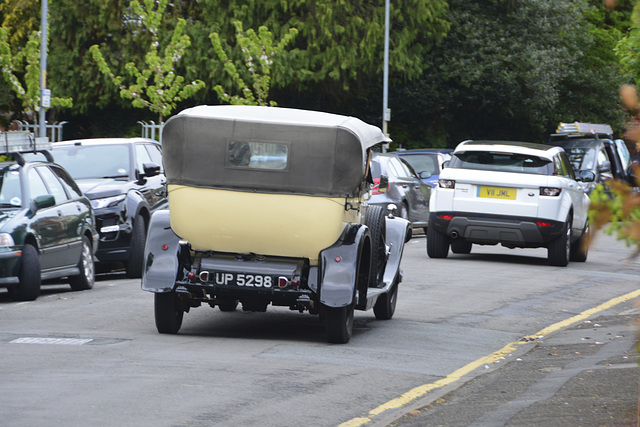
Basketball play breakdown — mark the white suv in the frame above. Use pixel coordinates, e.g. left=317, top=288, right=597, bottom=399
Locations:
left=427, top=140, right=595, bottom=266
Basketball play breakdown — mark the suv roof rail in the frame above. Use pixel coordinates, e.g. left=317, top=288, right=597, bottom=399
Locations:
left=0, top=131, right=53, bottom=165
left=555, top=122, right=613, bottom=138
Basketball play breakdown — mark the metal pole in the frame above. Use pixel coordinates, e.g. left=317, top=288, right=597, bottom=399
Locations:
left=382, top=0, right=390, bottom=152
left=39, top=0, right=48, bottom=138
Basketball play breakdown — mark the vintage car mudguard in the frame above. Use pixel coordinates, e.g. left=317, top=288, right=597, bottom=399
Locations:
left=382, top=216, right=410, bottom=287
left=141, top=209, right=181, bottom=293
left=318, top=224, right=369, bottom=308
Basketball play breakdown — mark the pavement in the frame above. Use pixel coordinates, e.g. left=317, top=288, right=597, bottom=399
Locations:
left=388, top=298, right=640, bottom=427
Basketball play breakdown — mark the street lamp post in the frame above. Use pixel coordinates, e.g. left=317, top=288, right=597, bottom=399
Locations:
left=39, top=0, right=49, bottom=139
left=382, top=0, right=390, bottom=152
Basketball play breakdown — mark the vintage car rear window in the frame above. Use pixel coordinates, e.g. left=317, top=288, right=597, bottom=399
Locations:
left=227, top=141, right=288, bottom=170
left=450, top=151, right=553, bottom=175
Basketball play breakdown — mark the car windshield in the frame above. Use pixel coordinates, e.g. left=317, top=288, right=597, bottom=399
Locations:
left=52, top=145, right=131, bottom=179
left=0, top=167, right=22, bottom=208
left=400, top=154, right=439, bottom=175
left=562, top=147, right=596, bottom=171
left=450, top=151, right=553, bottom=175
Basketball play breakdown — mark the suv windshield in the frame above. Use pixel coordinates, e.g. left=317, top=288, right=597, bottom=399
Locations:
left=53, top=145, right=130, bottom=179
left=0, top=167, right=22, bottom=207
left=450, top=151, right=553, bottom=175
left=562, top=147, right=596, bottom=172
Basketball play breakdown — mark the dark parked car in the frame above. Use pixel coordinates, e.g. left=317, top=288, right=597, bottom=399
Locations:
left=369, top=153, right=431, bottom=234
left=548, top=123, right=634, bottom=193
left=0, top=132, right=98, bottom=301
left=395, top=148, right=453, bottom=188
left=49, top=138, right=168, bottom=278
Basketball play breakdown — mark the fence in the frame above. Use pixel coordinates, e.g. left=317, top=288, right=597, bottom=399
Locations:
left=138, top=120, right=164, bottom=143
left=13, top=121, right=68, bottom=142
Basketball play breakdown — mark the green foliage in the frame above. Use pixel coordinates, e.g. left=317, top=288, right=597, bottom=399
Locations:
left=89, top=0, right=205, bottom=121
left=589, top=178, right=640, bottom=252
left=210, top=21, right=298, bottom=106
left=0, top=28, right=72, bottom=124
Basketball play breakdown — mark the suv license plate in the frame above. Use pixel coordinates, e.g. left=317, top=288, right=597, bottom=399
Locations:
left=477, top=185, right=516, bottom=200
left=212, top=272, right=274, bottom=288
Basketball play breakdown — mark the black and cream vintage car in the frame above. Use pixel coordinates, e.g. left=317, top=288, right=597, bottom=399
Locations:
left=141, top=105, right=410, bottom=343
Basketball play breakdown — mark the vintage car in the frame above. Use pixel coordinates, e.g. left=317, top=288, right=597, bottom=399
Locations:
left=141, top=105, right=410, bottom=343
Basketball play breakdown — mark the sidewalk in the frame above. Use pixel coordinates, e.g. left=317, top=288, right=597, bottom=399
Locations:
left=389, top=299, right=639, bottom=427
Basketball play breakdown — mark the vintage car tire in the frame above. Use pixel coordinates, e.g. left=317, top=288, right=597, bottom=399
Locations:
left=451, top=240, right=472, bottom=254
left=125, top=214, right=146, bottom=279
left=218, top=298, right=239, bottom=312
left=548, top=217, right=571, bottom=267
left=323, top=304, right=354, bottom=344
left=11, top=243, right=41, bottom=301
left=373, top=281, right=398, bottom=320
left=427, top=225, right=449, bottom=258
left=365, top=205, right=387, bottom=288
left=154, top=292, right=184, bottom=334
left=69, top=236, right=95, bottom=291
left=569, top=221, right=589, bottom=263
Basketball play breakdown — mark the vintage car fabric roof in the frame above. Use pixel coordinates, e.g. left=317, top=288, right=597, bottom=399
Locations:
left=162, top=105, right=391, bottom=197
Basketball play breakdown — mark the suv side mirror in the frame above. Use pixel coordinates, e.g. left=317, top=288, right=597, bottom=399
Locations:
left=419, top=171, right=432, bottom=179
left=33, top=194, right=55, bottom=211
left=142, top=162, right=161, bottom=178
left=579, top=170, right=596, bottom=182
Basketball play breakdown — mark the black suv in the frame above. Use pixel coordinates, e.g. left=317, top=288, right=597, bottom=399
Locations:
left=49, top=138, right=168, bottom=278
left=548, top=123, right=634, bottom=193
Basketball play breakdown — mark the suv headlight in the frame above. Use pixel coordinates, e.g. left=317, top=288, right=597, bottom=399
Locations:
left=91, top=194, right=126, bottom=210
left=0, top=233, right=15, bottom=247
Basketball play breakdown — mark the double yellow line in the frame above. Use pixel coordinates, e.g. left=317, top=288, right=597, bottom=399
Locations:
left=340, top=288, right=640, bottom=427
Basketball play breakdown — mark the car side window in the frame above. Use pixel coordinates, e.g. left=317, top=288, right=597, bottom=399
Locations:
left=50, top=165, right=83, bottom=199
left=144, top=144, right=163, bottom=172
left=555, top=153, right=575, bottom=179
left=387, top=158, right=404, bottom=177
left=135, top=144, right=153, bottom=173
left=35, top=166, right=69, bottom=204
left=28, top=168, right=51, bottom=201
left=597, top=149, right=610, bottom=168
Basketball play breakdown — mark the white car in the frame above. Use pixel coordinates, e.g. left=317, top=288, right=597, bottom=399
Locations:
left=427, top=140, right=595, bottom=266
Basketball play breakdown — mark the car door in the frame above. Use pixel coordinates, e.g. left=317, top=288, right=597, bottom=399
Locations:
left=391, top=157, right=431, bottom=224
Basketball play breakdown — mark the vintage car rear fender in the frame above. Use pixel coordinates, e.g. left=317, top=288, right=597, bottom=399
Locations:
left=382, top=216, right=410, bottom=287
left=141, top=209, right=181, bottom=293
left=318, top=224, right=369, bottom=308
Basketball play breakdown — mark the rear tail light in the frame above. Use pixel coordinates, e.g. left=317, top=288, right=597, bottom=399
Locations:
left=372, top=177, right=388, bottom=195
left=438, top=214, right=453, bottom=220
left=540, top=187, right=561, bottom=196
left=536, top=221, right=552, bottom=227
left=439, top=179, right=455, bottom=189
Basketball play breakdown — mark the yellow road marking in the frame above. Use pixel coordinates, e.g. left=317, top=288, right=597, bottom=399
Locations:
left=339, top=288, right=640, bottom=427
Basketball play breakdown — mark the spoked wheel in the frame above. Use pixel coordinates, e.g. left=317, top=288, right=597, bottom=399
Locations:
left=323, top=304, right=355, bottom=344
left=548, top=216, right=571, bottom=267
left=69, top=236, right=95, bottom=291
left=373, top=281, right=398, bottom=320
left=10, top=243, right=41, bottom=301
left=365, top=205, right=387, bottom=288
left=125, top=214, right=146, bottom=279
left=427, top=225, right=449, bottom=258
left=154, top=292, right=184, bottom=334
left=451, top=239, right=472, bottom=254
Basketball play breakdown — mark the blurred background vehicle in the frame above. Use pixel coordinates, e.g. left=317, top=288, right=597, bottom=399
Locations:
left=395, top=148, right=453, bottom=188
left=369, top=153, right=431, bottom=235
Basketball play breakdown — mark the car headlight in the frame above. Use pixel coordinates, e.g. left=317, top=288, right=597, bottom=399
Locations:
left=91, top=194, right=126, bottom=210
left=0, top=233, right=15, bottom=247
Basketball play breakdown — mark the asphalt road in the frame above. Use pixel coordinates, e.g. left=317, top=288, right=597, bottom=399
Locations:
left=0, top=230, right=638, bottom=427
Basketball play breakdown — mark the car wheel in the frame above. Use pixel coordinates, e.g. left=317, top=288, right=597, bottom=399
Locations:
left=125, top=214, right=146, bottom=279
left=365, top=205, right=387, bottom=288
left=69, top=236, right=95, bottom=291
left=323, top=303, right=354, bottom=344
left=427, top=224, right=449, bottom=258
left=548, top=217, right=571, bottom=267
left=570, top=220, right=589, bottom=262
left=10, top=243, right=41, bottom=301
left=451, top=239, right=472, bottom=254
left=373, top=280, right=398, bottom=320
left=154, top=292, right=184, bottom=334
left=218, top=298, right=239, bottom=312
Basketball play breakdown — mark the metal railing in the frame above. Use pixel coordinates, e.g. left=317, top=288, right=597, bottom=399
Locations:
left=138, top=120, right=164, bottom=143
left=13, top=120, right=67, bottom=142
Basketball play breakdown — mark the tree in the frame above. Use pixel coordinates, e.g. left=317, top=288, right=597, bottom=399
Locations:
left=0, top=27, right=72, bottom=126
left=210, top=21, right=298, bottom=106
left=89, top=0, right=205, bottom=122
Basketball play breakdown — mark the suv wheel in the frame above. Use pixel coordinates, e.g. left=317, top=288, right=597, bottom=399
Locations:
left=427, top=225, right=449, bottom=258
left=69, top=236, right=95, bottom=291
left=125, top=214, right=146, bottom=278
left=569, top=220, right=589, bottom=262
left=548, top=217, right=571, bottom=266
left=10, top=243, right=41, bottom=301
